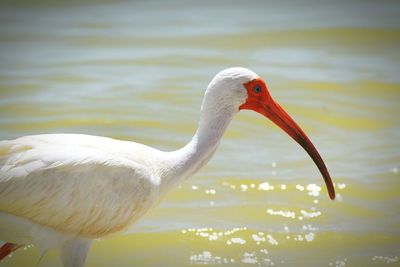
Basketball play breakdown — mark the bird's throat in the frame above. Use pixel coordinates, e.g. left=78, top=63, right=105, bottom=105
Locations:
left=160, top=108, right=236, bottom=194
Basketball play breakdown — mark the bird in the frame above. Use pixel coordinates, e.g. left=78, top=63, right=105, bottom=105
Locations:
left=0, top=67, right=335, bottom=267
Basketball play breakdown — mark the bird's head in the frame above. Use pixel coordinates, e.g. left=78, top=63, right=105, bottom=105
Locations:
left=205, top=67, right=335, bottom=200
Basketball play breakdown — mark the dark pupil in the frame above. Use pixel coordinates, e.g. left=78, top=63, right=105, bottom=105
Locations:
left=254, top=85, right=261, bottom=93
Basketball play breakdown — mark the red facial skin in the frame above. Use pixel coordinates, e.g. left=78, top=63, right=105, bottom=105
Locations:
left=239, top=78, right=335, bottom=200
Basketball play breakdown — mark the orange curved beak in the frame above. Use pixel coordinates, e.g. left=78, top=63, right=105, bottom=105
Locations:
left=240, top=84, right=335, bottom=200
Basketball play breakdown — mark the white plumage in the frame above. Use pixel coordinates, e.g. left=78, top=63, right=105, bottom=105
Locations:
left=1, top=134, right=161, bottom=237
left=0, top=67, right=334, bottom=266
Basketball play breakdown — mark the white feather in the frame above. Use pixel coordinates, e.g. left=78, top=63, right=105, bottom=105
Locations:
left=0, top=134, right=162, bottom=238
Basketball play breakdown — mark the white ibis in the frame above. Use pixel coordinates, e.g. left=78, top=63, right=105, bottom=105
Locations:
left=0, top=67, right=335, bottom=267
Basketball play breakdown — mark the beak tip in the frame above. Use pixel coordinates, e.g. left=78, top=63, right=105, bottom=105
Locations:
left=328, top=188, right=336, bottom=200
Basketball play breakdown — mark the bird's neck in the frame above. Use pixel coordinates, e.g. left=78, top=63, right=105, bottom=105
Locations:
left=160, top=107, right=237, bottom=194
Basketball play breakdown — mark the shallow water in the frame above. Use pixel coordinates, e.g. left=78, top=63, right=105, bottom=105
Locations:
left=0, top=0, right=399, bottom=266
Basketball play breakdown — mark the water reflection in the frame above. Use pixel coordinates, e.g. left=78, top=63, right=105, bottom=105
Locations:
left=179, top=180, right=352, bottom=265
left=241, top=252, right=257, bottom=264
left=389, top=167, right=399, bottom=174
left=189, top=250, right=277, bottom=266
left=259, top=182, right=274, bottom=191
left=267, top=209, right=296, bottom=219
left=182, top=224, right=321, bottom=264
left=227, top=237, right=246, bottom=245
left=372, top=256, right=399, bottom=264
left=190, top=251, right=235, bottom=265
left=329, top=258, right=347, bottom=267
left=217, top=181, right=347, bottom=196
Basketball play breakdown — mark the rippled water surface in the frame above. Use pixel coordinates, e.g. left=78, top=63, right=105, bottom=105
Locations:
left=0, top=0, right=399, bottom=266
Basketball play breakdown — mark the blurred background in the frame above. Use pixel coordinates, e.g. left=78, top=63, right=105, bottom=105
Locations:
left=0, top=0, right=399, bottom=266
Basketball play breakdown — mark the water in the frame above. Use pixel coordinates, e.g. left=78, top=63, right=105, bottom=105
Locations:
left=0, top=0, right=399, bottom=266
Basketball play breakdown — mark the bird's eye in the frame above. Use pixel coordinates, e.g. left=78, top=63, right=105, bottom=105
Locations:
left=253, top=85, right=262, bottom=94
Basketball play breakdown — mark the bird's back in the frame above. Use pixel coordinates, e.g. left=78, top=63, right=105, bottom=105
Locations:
left=0, top=134, right=162, bottom=240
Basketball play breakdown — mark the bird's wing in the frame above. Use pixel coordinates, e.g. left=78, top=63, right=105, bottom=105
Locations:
left=0, top=135, right=161, bottom=238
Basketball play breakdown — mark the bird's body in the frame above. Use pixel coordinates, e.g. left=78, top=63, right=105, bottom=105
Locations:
left=1, top=134, right=162, bottom=240
left=0, top=67, right=335, bottom=267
